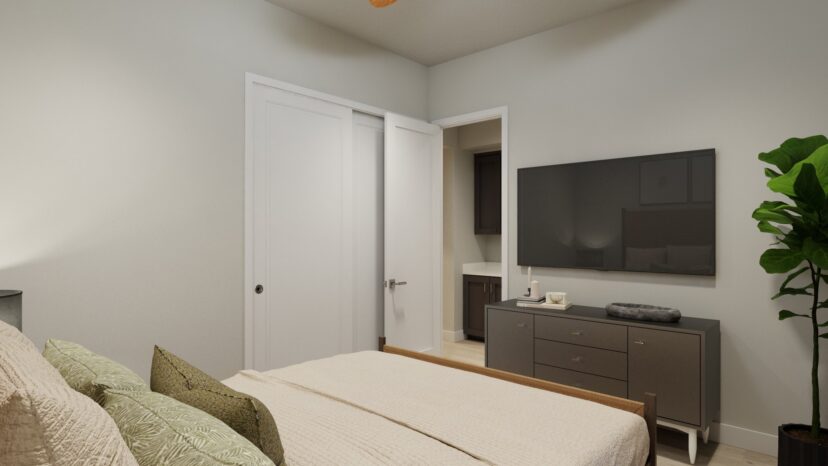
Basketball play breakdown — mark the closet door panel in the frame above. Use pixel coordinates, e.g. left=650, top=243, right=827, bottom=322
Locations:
left=251, top=84, right=354, bottom=370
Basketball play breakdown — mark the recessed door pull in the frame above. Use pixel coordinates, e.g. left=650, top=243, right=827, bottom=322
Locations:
left=255, top=284, right=264, bottom=294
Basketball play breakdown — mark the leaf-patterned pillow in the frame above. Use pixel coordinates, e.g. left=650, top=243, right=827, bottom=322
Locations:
left=43, top=339, right=148, bottom=404
left=103, top=389, right=275, bottom=466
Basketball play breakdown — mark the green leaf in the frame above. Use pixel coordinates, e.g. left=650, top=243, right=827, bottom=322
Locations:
left=779, top=310, right=809, bottom=320
left=765, top=168, right=782, bottom=179
left=752, top=208, right=793, bottom=224
left=759, top=135, right=828, bottom=173
left=772, top=287, right=813, bottom=299
left=757, top=221, right=784, bottom=235
left=768, top=143, right=828, bottom=197
left=819, top=321, right=828, bottom=327
left=760, top=248, right=805, bottom=273
left=781, top=266, right=809, bottom=287
left=803, top=238, right=828, bottom=269
left=794, top=163, right=826, bottom=210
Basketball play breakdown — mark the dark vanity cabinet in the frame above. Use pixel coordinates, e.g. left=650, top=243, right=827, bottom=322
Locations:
left=463, top=274, right=501, bottom=341
left=474, top=151, right=501, bottom=234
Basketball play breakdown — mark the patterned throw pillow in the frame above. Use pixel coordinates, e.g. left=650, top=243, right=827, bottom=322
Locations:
left=0, top=321, right=138, bottom=466
left=43, top=339, right=149, bottom=404
left=150, top=346, right=287, bottom=466
left=104, top=389, right=275, bottom=466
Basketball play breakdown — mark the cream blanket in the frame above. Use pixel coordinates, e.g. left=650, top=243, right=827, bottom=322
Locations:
left=225, top=351, right=649, bottom=466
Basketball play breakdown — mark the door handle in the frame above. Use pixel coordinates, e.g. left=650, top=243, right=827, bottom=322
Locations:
left=571, top=356, right=583, bottom=363
left=516, top=322, right=527, bottom=328
left=570, top=331, right=583, bottom=336
left=633, top=340, right=645, bottom=345
left=386, top=279, right=407, bottom=290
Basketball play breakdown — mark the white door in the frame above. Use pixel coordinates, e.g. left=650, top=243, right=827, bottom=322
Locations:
left=384, top=113, right=443, bottom=354
left=353, top=112, right=384, bottom=351
left=250, top=83, right=354, bottom=370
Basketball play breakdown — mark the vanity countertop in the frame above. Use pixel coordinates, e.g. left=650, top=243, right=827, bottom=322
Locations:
left=462, top=262, right=502, bottom=278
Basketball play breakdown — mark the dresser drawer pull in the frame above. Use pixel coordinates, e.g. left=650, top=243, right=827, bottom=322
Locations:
left=633, top=340, right=645, bottom=345
left=517, top=322, right=527, bottom=328
left=570, top=331, right=583, bottom=336
left=571, top=356, right=583, bottom=363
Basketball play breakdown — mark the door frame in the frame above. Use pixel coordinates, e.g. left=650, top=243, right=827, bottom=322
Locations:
left=432, top=107, right=509, bottom=301
left=244, top=73, right=390, bottom=369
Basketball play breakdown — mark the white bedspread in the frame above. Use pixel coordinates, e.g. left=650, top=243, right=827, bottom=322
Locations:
left=225, top=351, right=649, bottom=466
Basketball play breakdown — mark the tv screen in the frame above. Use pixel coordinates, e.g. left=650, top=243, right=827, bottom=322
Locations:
left=518, top=149, right=715, bottom=275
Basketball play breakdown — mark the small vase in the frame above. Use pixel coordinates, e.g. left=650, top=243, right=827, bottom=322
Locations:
left=778, top=424, right=828, bottom=466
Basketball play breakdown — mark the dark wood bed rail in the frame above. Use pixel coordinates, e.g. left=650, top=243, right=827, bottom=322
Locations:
left=379, top=337, right=657, bottom=466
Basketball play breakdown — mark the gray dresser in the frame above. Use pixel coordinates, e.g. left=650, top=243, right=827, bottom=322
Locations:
left=486, top=299, right=719, bottom=464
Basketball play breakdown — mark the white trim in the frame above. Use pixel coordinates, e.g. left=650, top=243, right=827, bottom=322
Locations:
left=711, top=422, right=777, bottom=457
left=245, top=72, right=388, bottom=118
left=442, top=329, right=465, bottom=342
left=244, top=75, right=254, bottom=369
left=432, top=107, right=509, bottom=300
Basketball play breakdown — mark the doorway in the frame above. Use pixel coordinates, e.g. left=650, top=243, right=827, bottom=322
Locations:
left=434, top=109, right=508, bottom=366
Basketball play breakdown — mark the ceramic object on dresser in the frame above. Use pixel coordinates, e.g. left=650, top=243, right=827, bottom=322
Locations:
left=0, top=290, right=22, bottom=331
left=605, top=303, right=681, bottom=323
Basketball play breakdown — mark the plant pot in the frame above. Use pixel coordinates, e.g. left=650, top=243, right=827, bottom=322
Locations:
left=778, top=424, right=828, bottom=465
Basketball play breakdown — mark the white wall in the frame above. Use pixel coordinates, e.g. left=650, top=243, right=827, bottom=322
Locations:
left=0, top=0, right=427, bottom=380
left=430, top=0, right=828, bottom=453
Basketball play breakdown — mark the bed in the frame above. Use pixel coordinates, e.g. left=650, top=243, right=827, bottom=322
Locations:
left=223, top=338, right=657, bottom=466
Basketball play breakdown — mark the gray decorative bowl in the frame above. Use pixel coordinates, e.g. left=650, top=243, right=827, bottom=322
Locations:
left=605, top=303, right=681, bottom=322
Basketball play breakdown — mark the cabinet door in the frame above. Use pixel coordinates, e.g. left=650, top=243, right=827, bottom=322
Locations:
left=489, top=277, right=501, bottom=304
left=486, top=309, right=533, bottom=376
left=629, top=327, right=701, bottom=426
left=474, top=152, right=501, bottom=234
left=463, top=275, right=489, bottom=339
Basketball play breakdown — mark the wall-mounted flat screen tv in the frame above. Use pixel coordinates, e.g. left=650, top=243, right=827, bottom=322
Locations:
left=518, top=149, right=715, bottom=276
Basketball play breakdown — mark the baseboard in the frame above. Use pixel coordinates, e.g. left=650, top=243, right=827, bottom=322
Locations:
left=710, top=422, right=777, bottom=457
left=442, top=329, right=465, bottom=342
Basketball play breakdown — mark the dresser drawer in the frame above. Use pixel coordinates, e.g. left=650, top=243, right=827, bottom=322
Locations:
left=535, top=339, right=627, bottom=380
left=535, top=315, right=627, bottom=352
left=535, top=364, right=628, bottom=398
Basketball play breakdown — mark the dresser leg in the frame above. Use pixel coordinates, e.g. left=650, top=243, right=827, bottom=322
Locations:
left=688, top=430, right=697, bottom=465
left=657, top=419, right=700, bottom=465
left=701, top=426, right=709, bottom=444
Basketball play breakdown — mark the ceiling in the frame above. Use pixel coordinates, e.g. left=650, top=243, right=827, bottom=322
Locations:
left=267, top=0, right=640, bottom=66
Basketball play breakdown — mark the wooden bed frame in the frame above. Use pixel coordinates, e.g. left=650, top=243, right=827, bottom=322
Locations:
left=379, top=337, right=657, bottom=466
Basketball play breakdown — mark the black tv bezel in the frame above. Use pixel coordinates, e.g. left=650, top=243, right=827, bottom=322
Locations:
left=516, top=148, right=716, bottom=276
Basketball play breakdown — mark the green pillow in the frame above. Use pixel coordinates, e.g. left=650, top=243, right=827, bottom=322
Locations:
left=104, top=389, right=274, bottom=466
left=151, top=346, right=286, bottom=466
left=43, top=339, right=148, bottom=404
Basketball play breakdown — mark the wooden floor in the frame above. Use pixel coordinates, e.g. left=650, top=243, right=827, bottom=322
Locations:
left=440, top=339, right=775, bottom=466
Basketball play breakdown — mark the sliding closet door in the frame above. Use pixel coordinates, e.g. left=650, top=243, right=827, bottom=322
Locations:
left=353, top=113, right=384, bottom=351
left=250, top=84, right=354, bottom=370
left=384, top=113, right=443, bottom=354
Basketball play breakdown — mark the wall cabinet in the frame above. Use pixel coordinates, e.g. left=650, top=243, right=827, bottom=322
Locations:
left=463, top=274, right=501, bottom=340
left=474, top=151, right=501, bottom=234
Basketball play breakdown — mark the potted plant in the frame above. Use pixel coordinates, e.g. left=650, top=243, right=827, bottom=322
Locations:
left=753, top=135, right=828, bottom=465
